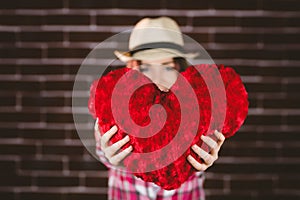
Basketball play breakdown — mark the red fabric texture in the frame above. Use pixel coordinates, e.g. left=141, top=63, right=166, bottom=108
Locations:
left=88, top=64, right=249, bottom=190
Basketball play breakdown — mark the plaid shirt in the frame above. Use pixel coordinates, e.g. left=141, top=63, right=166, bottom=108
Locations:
left=96, top=144, right=206, bottom=200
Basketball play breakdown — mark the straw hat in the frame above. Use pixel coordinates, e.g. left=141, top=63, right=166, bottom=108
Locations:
left=114, top=16, right=198, bottom=62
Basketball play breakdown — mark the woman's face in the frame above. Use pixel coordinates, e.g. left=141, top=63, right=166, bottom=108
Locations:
left=138, top=57, right=179, bottom=92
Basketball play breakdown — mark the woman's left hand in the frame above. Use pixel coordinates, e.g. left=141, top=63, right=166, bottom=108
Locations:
left=187, top=130, right=225, bottom=171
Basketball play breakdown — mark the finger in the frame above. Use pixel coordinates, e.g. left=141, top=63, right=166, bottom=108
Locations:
left=94, top=118, right=99, bottom=132
left=94, top=119, right=101, bottom=145
left=187, top=155, right=208, bottom=171
left=105, top=135, right=130, bottom=158
left=109, top=145, right=133, bottom=166
left=201, top=135, right=218, bottom=151
left=100, top=125, right=118, bottom=149
left=192, top=144, right=214, bottom=166
left=214, top=130, right=225, bottom=145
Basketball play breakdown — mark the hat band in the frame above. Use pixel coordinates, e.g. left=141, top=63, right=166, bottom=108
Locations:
left=130, top=42, right=185, bottom=56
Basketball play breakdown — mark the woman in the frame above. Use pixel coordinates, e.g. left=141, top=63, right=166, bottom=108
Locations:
left=91, top=17, right=227, bottom=200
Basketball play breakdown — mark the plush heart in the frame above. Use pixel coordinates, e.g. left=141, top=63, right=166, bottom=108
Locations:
left=88, top=64, right=248, bottom=190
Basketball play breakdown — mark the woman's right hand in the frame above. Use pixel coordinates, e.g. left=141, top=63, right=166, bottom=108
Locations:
left=94, top=119, right=133, bottom=166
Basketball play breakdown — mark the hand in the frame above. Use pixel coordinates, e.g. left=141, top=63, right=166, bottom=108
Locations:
left=94, top=119, right=133, bottom=166
left=187, top=130, right=225, bottom=171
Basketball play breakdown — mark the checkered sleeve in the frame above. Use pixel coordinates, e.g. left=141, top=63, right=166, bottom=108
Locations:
left=107, top=168, right=206, bottom=200
left=95, top=141, right=114, bottom=169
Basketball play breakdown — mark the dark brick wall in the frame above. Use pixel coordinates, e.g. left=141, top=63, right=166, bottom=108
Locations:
left=0, top=0, right=299, bottom=199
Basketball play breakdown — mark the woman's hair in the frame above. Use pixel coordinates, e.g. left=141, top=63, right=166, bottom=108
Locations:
left=173, top=57, right=189, bottom=72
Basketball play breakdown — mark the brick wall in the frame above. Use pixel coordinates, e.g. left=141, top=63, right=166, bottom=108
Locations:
left=0, top=0, right=300, bottom=199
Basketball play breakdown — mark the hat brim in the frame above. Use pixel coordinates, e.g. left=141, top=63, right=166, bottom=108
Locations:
left=114, top=48, right=199, bottom=63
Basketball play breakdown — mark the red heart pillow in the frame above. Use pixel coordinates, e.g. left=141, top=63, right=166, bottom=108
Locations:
left=88, top=64, right=248, bottom=190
